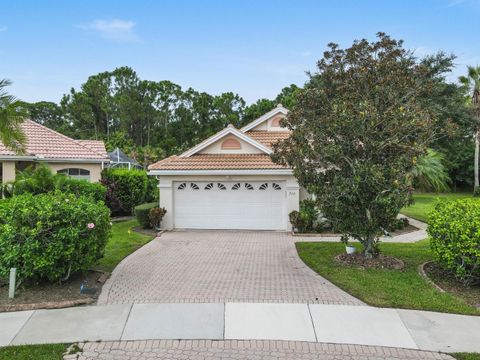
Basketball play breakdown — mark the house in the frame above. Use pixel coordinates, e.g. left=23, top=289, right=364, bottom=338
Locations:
left=0, top=120, right=110, bottom=184
left=148, top=105, right=307, bottom=231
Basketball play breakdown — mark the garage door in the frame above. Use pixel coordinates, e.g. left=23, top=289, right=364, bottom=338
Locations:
left=174, top=181, right=285, bottom=230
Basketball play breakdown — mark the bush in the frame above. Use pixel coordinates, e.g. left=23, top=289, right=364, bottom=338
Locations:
left=386, top=217, right=410, bottom=232
left=3, top=165, right=106, bottom=202
left=101, top=168, right=148, bottom=215
left=55, top=176, right=106, bottom=202
left=300, top=199, right=319, bottom=232
left=134, top=202, right=158, bottom=228
left=0, top=192, right=111, bottom=284
left=145, top=176, right=159, bottom=202
left=149, top=207, right=167, bottom=229
left=428, top=199, right=480, bottom=286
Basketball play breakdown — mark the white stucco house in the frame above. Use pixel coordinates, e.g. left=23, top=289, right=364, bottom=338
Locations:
left=148, top=105, right=306, bottom=231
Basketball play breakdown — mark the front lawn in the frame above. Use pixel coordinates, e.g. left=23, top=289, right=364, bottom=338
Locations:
left=453, top=354, right=480, bottom=360
left=0, top=344, right=66, bottom=360
left=95, top=219, right=155, bottom=272
left=296, top=240, right=479, bottom=315
left=400, top=192, right=472, bottom=222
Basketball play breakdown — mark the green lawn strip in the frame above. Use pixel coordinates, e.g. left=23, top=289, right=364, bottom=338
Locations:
left=95, top=219, right=155, bottom=272
left=452, top=354, right=480, bottom=360
left=0, top=344, right=67, bottom=360
left=400, top=192, right=472, bottom=222
left=296, top=240, right=479, bottom=315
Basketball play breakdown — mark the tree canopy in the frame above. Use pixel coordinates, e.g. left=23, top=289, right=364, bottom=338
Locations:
left=273, top=33, right=455, bottom=257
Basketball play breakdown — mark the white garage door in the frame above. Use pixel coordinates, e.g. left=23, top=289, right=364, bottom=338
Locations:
left=174, top=181, right=285, bottom=230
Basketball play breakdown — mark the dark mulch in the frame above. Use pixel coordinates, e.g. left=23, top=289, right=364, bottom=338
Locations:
left=335, top=253, right=405, bottom=270
left=424, top=262, right=480, bottom=308
left=389, top=224, right=419, bottom=236
left=0, top=270, right=104, bottom=309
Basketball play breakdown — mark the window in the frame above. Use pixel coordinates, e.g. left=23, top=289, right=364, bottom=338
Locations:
left=245, top=183, right=254, bottom=190
left=217, top=183, right=227, bottom=190
left=204, top=183, right=214, bottom=190
left=177, top=182, right=187, bottom=190
left=232, top=183, right=241, bottom=190
left=190, top=183, right=200, bottom=190
left=221, top=138, right=242, bottom=150
left=272, top=183, right=282, bottom=190
left=57, top=168, right=90, bottom=181
left=259, top=183, right=268, bottom=190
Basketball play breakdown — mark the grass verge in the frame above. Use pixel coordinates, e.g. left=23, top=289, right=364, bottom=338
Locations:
left=0, top=344, right=67, bottom=360
left=95, top=219, right=155, bottom=272
left=296, top=240, right=479, bottom=315
left=401, top=192, right=471, bottom=222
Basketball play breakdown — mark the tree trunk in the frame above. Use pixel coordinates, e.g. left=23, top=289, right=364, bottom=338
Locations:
left=363, top=235, right=378, bottom=259
left=475, top=131, right=479, bottom=194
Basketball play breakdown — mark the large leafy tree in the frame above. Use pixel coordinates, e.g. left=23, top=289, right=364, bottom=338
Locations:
left=0, top=79, right=26, bottom=153
left=459, top=66, right=480, bottom=193
left=273, top=33, right=447, bottom=258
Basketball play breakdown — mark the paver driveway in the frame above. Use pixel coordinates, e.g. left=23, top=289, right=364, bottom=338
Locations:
left=98, top=231, right=362, bottom=305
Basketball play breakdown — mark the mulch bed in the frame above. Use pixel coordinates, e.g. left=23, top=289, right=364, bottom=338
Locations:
left=0, top=270, right=107, bottom=312
left=423, top=261, right=480, bottom=308
left=293, top=224, right=419, bottom=237
left=335, top=253, right=405, bottom=270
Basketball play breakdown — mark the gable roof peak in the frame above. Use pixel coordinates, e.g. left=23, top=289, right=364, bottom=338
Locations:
left=240, top=105, right=289, bottom=132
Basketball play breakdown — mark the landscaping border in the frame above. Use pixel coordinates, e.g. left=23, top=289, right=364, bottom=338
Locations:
left=418, top=261, right=446, bottom=293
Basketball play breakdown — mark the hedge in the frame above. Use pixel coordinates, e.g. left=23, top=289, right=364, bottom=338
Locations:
left=3, top=165, right=106, bottom=202
left=0, top=192, right=111, bottom=283
left=428, top=198, right=480, bottom=286
left=101, top=168, right=148, bottom=215
left=134, top=202, right=158, bottom=228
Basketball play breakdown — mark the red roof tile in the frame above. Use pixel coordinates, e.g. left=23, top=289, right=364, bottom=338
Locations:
left=0, top=120, right=109, bottom=160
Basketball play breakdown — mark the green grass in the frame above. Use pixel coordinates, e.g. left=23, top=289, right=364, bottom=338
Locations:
left=296, top=240, right=479, bottom=315
left=95, top=219, right=155, bottom=272
left=0, top=344, right=67, bottom=360
left=401, top=192, right=472, bottom=222
left=452, top=354, right=480, bottom=360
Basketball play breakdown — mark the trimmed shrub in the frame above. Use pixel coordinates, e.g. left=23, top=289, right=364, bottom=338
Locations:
left=55, top=176, right=106, bottom=202
left=428, top=199, right=480, bottom=286
left=3, top=165, right=106, bottom=202
left=0, top=192, right=111, bottom=284
left=145, top=176, right=159, bottom=202
left=101, top=168, right=148, bottom=215
left=134, top=202, right=158, bottom=228
left=289, top=200, right=321, bottom=233
left=149, top=207, right=167, bottom=229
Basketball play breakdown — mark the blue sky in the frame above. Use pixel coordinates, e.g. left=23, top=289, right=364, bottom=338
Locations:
left=2, top=0, right=480, bottom=104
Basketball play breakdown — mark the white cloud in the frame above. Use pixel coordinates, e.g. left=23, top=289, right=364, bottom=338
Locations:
left=79, top=19, right=140, bottom=42
left=301, top=51, right=311, bottom=57
left=0, top=26, right=7, bottom=32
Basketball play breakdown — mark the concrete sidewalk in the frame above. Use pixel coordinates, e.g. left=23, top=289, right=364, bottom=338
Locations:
left=1, top=303, right=479, bottom=353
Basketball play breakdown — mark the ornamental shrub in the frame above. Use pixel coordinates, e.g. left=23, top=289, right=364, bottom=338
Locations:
left=3, top=165, right=106, bottom=202
left=101, top=168, right=148, bottom=215
left=149, top=207, right=167, bottom=229
left=55, top=176, right=106, bottom=202
left=0, top=192, right=111, bottom=284
left=428, top=199, right=480, bottom=286
left=134, top=202, right=158, bottom=228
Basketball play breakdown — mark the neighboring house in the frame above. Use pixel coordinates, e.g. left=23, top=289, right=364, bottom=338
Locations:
left=0, top=120, right=110, bottom=184
left=148, top=105, right=306, bottom=231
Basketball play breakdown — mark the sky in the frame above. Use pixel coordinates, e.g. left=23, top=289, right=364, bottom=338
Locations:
left=1, top=0, right=480, bottom=104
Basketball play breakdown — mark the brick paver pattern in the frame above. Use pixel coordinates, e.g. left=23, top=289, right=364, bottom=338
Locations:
left=98, top=231, right=362, bottom=305
left=65, top=340, right=454, bottom=360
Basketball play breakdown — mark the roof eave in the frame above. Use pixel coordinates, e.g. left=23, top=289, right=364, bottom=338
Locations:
left=147, top=169, right=293, bottom=176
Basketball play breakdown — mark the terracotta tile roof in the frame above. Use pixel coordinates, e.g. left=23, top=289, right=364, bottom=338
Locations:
left=0, top=120, right=109, bottom=160
left=245, top=130, right=291, bottom=148
left=148, top=154, right=287, bottom=170
left=78, top=140, right=108, bottom=157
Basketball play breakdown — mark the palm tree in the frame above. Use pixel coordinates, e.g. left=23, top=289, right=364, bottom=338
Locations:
left=0, top=79, right=27, bottom=153
left=411, top=149, right=450, bottom=192
left=459, top=66, right=480, bottom=194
